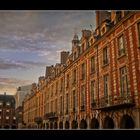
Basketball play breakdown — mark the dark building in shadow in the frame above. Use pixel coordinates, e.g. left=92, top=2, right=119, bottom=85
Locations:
left=0, top=92, right=17, bottom=129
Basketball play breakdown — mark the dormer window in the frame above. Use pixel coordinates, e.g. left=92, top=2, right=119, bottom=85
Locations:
left=102, top=27, right=105, bottom=35
left=82, top=43, right=84, bottom=53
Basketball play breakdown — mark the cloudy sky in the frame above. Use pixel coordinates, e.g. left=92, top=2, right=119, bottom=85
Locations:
left=0, top=10, right=96, bottom=95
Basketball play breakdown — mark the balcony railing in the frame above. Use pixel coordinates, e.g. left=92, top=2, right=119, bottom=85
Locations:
left=90, top=94, right=135, bottom=110
left=97, top=94, right=135, bottom=110
left=34, top=117, right=42, bottom=124
left=45, top=112, right=58, bottom=119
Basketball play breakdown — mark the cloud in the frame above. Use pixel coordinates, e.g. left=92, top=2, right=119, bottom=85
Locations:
left=0, top=58, right=26, bottom=70
left=0, top=76, right=33, bottom=95
left=0, top=58, right=47, bottom=70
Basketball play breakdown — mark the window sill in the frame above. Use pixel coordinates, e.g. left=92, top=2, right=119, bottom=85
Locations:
left=90, top=71, right=96, bottom=75
left=117, top=54, right=126, bottom=59
left=102, top=63, right=109, bottom=68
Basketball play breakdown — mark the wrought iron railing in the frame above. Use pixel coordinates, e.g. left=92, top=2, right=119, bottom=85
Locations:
left=45, top=112, right=58, bottom=118
left=91, top=94, right=135, bottom=109
left=34, top=117, right=42, bottom=124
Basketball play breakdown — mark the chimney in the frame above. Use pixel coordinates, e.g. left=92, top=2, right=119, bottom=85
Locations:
left=45, top=65, right=54, bottom=78
left=96, top=11, right=100, bottom=28
left=60, top=51, right=69, bottom=64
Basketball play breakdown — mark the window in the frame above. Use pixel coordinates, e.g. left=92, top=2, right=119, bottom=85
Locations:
left=51, top=101, right=53, bottom=112
left=6, top=116, right=9, bottom=120
left=91, top=81, right=96, bottom=108
left=82, top=44, right=84, bottom=53
left=80, top=85, right=85, bottom=110
left=13, top=116, right=16, bottom=120
left=91, top=56, right=95, bottom=73
left=103, top=47, right=109, bottom=65
left=60, top=79, right=63, bottom=91
left=72, top=70, right=76, bottom=84
left=19, top=112, right=22, bottom=115
left=74, top=52, right=77, bottom=60
left=66, top=74, right=69, bottom=88
left=60, top=96, right=63, bottom=115
left=81, top=63, right=85, bottom=80
left=0, top=102, right=3, bottom=106
left=51, top=85, right=54, bottom=97
left=55, top=99, right=57, bottom=113
left=56, top=82, right=58, bottom=95
left=118, top=35, right=125, bottom=56
left=137, top=22, right=140, bottom=47
left=104, top=74, right=109, bottom=97
left=66, top=94, right=69, bottom=114
left=6, top=110, right=10, bottom=113
left=73, top=90, right=76, bottom=112
left=120, top=66, right=129, bottom=97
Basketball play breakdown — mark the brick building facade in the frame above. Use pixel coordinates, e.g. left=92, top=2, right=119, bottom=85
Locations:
left=23, top=11, right=140, bottom=129
left=0, top=93, right=17, bottom=129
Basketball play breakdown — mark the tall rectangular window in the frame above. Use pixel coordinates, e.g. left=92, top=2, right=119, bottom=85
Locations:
left=81, top=63, right=85, bottom=80
left=51, top=85, right=54, bottom=97
left=60, top=96, right=63, bottom=115
left=103, top=47, right=109, bottom=65
left=60, top=78, right=63, bottom=92
left=120, top=66, right=129, bottom=96
left=56, top=82, right=58, bottom=95
left=91, top=80, right=96, bottom=108
left=82, top=44, right=84, bottom=53
left=91, top=56, right=95, bottom=73
left=55, top=99, right=57, bottom=113
left=80, top=85, right=85, bottom=110
left=73, top=69, right=76, bottom=84
left=66, top=74, right=69, bottom=88
left=74, top=52, right=77, bottom=60
left=137, top=22, right=140, bottom=47
left=51, top=101, right=53, bottom=112
left=66, top=94, right=69, bottom=114
left=73, top=90, right=76, bottom=112
left=104, top=74, right=109, bottom=97
left=118, top=35, right=125, bottom=56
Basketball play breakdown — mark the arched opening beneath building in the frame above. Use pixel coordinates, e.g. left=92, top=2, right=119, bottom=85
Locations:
left=120, top=114, right=134, bottom=129
left=80, top=119, right=87, bottom=129
left=46, top=123, right=49, bottom=129
left=65, top=121, right=69, bottom=129
left=11, top=125, right=17, bottom=129
left=50, top=122, right=53, bottom=129
left=71, top=120, right=78, bottom=129
left=42, top=123, right=45, bottom=129
left=90, top=118, right=99, bottom=129
left=4, top=125, right=10, bottom=129
left=59, top=121, right=63, bottom=129
left=103, top=116, right=114, bottom=129
left=54, top=121, right=58, bottom=129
